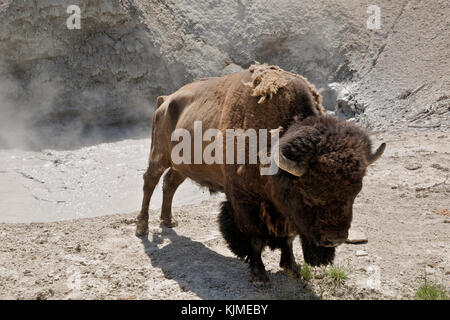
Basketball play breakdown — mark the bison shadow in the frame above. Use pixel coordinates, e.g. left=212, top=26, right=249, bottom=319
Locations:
left=139, top=226, right=319, bottom=299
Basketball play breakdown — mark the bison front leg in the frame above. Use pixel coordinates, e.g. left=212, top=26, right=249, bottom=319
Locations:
left=248, top=237, right=270, bottom=285
left=161, top=168, right=185, bottom=227
left=268, top=236, right=300, bottom=277
left=279, top=237, right=300, bottom=277
left=219, top=195, right=269, bottom=285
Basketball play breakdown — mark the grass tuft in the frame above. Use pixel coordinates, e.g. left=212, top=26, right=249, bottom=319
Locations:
left=300, top=262, right=313, bottom=282
left=326, top=265, right=348, bottom=286
left=415, top=276, right=448, bottom=300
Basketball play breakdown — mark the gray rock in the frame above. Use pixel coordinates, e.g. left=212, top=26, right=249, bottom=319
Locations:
left=346, top=229, right=368, bottom=244
left=444, top=265, right=450, bottom=275
left=314, top=269, right=326, bottom=279
left=404, top=163, right=422, bottom=170
left=329, top=82, right=367, bottom=119
left=356, top=250, right=368, bottom=257
left=425, top=266, right=436, bottom=275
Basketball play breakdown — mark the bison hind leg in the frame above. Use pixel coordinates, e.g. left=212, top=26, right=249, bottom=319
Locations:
left=300, top=236, right=335, bottom=266
left=218, top=201, right=251, bottom=261
left=161, top=168, right=185, bottom=227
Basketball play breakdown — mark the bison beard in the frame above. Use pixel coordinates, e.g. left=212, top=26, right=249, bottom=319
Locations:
left=219, top=201, right=335, bottom=282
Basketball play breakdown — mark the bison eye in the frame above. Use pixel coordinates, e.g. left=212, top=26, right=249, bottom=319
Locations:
left=353, top=181, right=363, bottom=192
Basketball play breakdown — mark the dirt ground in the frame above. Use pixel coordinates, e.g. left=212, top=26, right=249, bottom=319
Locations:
left=0, top=129, right=448, bottom=300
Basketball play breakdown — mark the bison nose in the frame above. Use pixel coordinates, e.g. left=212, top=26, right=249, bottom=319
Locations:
left=326, top=236, right=347, bottom=246
left=320, top=232, right=348, bottom=247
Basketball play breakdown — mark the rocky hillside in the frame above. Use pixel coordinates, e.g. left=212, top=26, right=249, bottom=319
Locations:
left=0, top=0, right=448, bottom=148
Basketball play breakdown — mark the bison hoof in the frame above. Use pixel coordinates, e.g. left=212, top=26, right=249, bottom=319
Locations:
left=281, top=262, right=301, bottom=278
left=135, top=222, right=149, bottom=237
left=250, top=269, right=270, bottom=287
left=251, top=275, right=271, bottom=288
left=161, top=218, right=178, bottom=228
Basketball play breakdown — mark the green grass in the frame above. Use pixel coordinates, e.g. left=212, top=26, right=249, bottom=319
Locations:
left=415, top=278, right=449, bottom=300
left=326, top=265, right=348, bottom=286
left=300, top=263, right=313, bottom=282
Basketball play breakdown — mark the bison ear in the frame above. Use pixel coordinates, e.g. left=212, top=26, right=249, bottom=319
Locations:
left=156, top=95, right=168, bottom=108
left=367, top=143, right=386, bottom=165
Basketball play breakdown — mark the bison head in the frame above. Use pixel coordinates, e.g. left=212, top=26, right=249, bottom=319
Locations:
left=270, top=116, right=385, bottom=263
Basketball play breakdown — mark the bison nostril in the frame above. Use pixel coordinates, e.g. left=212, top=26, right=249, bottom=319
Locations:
left=327, top=237, right=347, bottom=245
left=319, top=232, right=348, bottom=246
left=319, top=234, right=347, bottom=247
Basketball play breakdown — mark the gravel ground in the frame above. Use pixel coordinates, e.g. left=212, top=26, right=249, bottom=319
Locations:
left=0, top=129, right=448, bottom=300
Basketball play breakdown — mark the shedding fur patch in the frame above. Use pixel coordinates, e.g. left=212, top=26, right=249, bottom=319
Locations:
left=244, top=64, right=288, bottom=104
left=243, top=62, right=325, bottom=115
left=259, top=202, right=293, bottom=237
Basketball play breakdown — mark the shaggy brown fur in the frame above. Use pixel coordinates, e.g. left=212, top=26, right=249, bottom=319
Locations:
left=268, top=116, right=374, bottom=245
left=220, top=115, right=384, bottom=282
left=136, top=63, right=324, bottom=234
left=135, top=63, right=385, bottom=284
left=244, top=62, right=324, bottom=114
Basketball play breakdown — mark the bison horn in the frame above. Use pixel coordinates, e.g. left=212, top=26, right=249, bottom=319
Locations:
left=367, top=143, right=386, bottom=165
left=273, top=147, right=307, bottom=177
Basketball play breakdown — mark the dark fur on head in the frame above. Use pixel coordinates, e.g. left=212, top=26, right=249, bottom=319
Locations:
left=269, top=116, right=378, bottom=248
left=221, top=115, right=385, bottom=270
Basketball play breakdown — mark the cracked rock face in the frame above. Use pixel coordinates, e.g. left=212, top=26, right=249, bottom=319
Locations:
left=0, top=0, right=381, bottom=148
left=0, top=0, right=169, bottom=148
left=329, top=82, right=367, bottom=119
left=0, top=0, right=448, bottom=148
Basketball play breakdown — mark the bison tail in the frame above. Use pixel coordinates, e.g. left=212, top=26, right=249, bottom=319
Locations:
left=218, top=201, right=251, bottom=261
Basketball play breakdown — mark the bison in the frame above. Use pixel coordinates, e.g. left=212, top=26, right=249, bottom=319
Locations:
left=136, top=63, right=385, bottom=284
